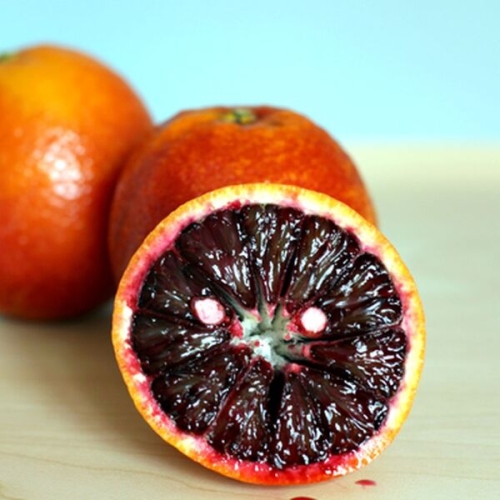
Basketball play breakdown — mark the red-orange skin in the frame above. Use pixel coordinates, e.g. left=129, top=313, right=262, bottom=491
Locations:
left=0, top=45, right=153, bottom=320
left=109, top=106, right=377, bottom=280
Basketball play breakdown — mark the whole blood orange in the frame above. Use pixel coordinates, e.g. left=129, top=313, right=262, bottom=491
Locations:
left=0, top=44, right=153, bottom=320
left=112, top=183, right=425, bottom=485
left=109, top=106, right=376, bottom=280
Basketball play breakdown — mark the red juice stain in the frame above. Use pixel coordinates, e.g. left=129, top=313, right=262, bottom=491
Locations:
left=290, top=497, right=316, bottom=500
left=356, top=479, right=377, bottom=487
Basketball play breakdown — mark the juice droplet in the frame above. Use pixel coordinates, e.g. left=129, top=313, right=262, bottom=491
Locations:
left=356, top=479, right=377, bottom=487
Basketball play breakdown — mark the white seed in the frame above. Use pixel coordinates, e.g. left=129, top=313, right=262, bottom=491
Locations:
left=300, top=306, right=328, bottom=334
left=192, top=297, right=226, bottom=325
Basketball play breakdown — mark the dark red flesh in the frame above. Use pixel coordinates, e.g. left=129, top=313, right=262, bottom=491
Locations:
left=131, top=204, right=406, bottom=468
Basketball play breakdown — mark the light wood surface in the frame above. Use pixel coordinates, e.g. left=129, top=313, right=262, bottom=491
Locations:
left=1, top=145, right=499, bottom=499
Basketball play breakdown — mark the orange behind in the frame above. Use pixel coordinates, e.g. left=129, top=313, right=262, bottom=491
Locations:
left=109, top=106, right=376, bottom=280
left=0, top=44, right=153, bottom=319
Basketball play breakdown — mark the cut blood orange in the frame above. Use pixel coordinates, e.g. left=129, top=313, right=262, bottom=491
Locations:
left=112, top=183, right=425, bottom=485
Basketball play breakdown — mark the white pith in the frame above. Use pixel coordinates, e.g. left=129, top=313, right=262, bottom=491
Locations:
left=230, top=303, right=294, bottom=368
left=228, top=301, right=331, bottom=367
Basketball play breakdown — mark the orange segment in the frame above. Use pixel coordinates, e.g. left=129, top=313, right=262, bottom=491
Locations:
left=112, top=183, right=425, bottom=485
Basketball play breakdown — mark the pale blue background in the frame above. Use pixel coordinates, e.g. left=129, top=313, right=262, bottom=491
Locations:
left=3, top=1, right=499, bottom=141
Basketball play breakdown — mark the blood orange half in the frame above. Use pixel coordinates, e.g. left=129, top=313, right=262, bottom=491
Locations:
left=112, top=183, right=425, bottom=485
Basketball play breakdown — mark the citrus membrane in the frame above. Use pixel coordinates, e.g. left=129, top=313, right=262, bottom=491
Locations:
left=112, top=183, right=425, bottom=485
